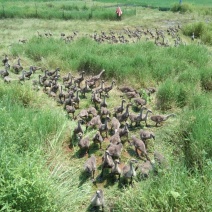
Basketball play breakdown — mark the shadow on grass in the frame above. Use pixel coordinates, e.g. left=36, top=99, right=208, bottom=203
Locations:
left=86, top=205, right=104, bottom=212
left=78, top=170, right=93, bottom=188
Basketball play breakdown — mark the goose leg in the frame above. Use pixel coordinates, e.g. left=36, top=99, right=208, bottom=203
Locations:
left=135, top=148, right=139, bottom=156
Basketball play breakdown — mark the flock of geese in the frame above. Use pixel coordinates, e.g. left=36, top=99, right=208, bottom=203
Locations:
left=31, top=24, right=194, bottom=48
left=1, top=54, right=175, bottom=211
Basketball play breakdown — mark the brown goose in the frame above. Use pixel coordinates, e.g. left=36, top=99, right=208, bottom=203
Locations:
left=114, top=99, right=126, bottom=115
left=73, top=120, right=84, bottom=135
left=31, top=65, right=42, bottom=73
left=122, top=159, right=138, bottom=185
left=117, top=103, right=132, bottom=123
left=90, top=189, right=105, bottom=211
left=104, top=80, right=115, bottom=96
left=24, top=66, right=33, bottom=79
left=122, top=91, right=139, bottom=101
left=78, top=109, right=89, bottom=121
left=77, top=133, right=90, bottom=154
left=100, top=150, right=114, bottom=178
left=94, top=80, right=105, bottom=98
left=13, top=57, right=23, bottom=74
left=63, top=72, right=71, bottom=84
left=133, top=97, right=146, bottom=108
left=91, top=91, right=102, bottom=109
left=0, top=66, right=9, bottom=78
left=87, top=106, right=98, bottom=117
left=92, top=130, right=104, bottom=149
left=65, top=102, right=77, bottom=119
left=84, top=155, right=96, bottom=180
left=139, top=129, right=155, bottom=141
left=150, top=114, right=175, bottom=127
left=111, top=159, right=122, bottom=182
left=130, top=135, right=150, bottom=161
left=80, top=80, right=91, bottom=98
left=87, top=69, right=105, bottom=85
left=2, top=55, right=8, bottom=66
left=74, top=71, right=85, bottom=87
left=58, top=86, right=66, bottom=103
left=117, top=85, right=135, bottom=93
left=19, top=70, right=25, bottom=83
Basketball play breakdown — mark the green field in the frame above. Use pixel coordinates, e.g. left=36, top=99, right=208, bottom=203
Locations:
left=0, top=1, right=212, bottom=211
left=97, top=0, right=212, bottom=7
left=0, top=0, right=212, bottom=20
left=1, top=0, right=212, bottom=7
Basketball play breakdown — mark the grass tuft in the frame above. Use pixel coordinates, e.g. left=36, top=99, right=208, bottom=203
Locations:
left=171, top=3, right=193, bottom=13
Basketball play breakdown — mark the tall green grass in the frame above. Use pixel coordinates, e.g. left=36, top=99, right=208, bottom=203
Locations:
left=0, top=83, right=66, bottom=211
left=112, top=164, right=211, bottom=211
left=97, top=0, right=212, bottom=7
left=178, top=106, right=212, bottom=171
left=183, top=22, right=212, bottom=45
left=171, top=3, right=212, bottom=16
left=171, top=3, right=194, bottom=13
left=0, top=81, right=96, bottom=211
left=0, top=1, right=135, bottom=20
left=2, top=0, right=212, bottom=6
left=11, top=36, right=211, bottom=110
left=0, top=1, right=211, bottom=20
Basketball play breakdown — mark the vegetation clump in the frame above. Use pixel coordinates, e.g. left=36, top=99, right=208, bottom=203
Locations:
left=171, top=3, right=193, bottom=13
left=183, top=22, right=212, bottom=45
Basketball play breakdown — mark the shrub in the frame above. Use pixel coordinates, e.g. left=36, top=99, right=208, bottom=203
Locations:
left=201, top=30, right=212, bottom=45
left=112, top=163, right=211, bottom=211
left=0, top=83, right=68, bottom=211
left=183, top=22, right=206, bottom=38
left=156, top=80, right=189, bottom=110
left=178, top=109, right=212, bottom=171
left=199, top=67, right=212, bottom=91
left=175, top=84, right=188, bottom=108
left=182, top=22, right=212, bottom=45
left=188, top=93, right=210, bottom=110
left=156, top=80, right=176, bottom=110
left=171, top=3, right=193, bottom=13
left=0, top=153, right=58, bottom=211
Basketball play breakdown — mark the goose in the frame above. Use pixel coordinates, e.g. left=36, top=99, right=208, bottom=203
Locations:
left=130, top=135, right=150, bottom=161
left=90, top=190, right=105, bottom=211
left=13, top=57, right=23, bottom=74
left=63, top=72, right=71, bottom=84
left=100, top=150, right=114, bottom=178
left=77, top=133, right=90, bottom=155
left=111, top=159, right=122, bottom=182
left=87, top=69, right=105, bottom=85
left=122, top=159, right=138, bottom=185
left=104, top=80, right=115, bottom=96
left=84, top=155, right=96, bottom=180
left=114, top=99, right=126, bottom=115
left=150, top=114, right=175, bottom=127
left=92, top=131, right=104, bottom=149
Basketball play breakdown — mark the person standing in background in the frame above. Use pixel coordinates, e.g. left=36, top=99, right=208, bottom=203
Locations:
left=116, top=6, right=122, bottom=20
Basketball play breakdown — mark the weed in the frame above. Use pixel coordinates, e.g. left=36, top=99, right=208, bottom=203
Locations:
left=171, top=3, right=193, bottom=13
